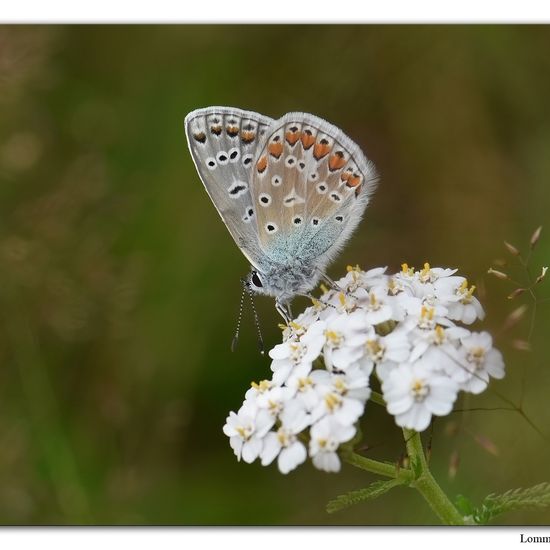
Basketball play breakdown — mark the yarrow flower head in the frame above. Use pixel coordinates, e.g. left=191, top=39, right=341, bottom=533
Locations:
left=223, top=263, right=505, bottom=475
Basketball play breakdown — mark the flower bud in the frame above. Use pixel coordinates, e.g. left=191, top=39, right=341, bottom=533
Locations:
left=507, top=288, right=525, bottom=300
left=530, top=225, right=542, bottom=249
left=502, top=304, right=528, bottom=330
left=512, top=339, right=531, bottom=351
left=504, top=241, right=520, bottom=256
left=535, top=266, right=548, bottom=284
left=487, top=268, right=509, bottom=280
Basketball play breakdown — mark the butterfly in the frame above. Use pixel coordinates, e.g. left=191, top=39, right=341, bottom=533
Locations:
left=184, top=107, right=378, bottom=321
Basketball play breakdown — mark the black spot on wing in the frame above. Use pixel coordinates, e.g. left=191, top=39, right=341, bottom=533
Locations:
left=230, top=185, right=247, bottom=196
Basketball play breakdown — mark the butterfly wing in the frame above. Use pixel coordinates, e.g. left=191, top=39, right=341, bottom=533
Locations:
left=249, top=112, right=378, bottom=270
left=185, top=107, right=274, bottom=269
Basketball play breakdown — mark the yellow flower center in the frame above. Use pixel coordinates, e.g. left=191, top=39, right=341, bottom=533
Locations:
left=411, top=379, right=430, bottom=401
left=250, top=379, right=272, bottom=393
left=433, top=325, right=446, bottom=345
left=236, top=425, right=252, bottom=440
left=311, top=297, right=324, bottom=310
left=335, top=291, right=356, bottom=312
left=289, top=342, right=306, bottom=364
left=418, top=305, right=436, bottom=329
left=367, top=290, right=382, bottom=311
left=333, top=378, right=348, bottom=395
left=296, top=376, right=313, bottom=392
left=467, top=346, right=486, bottom=368
left=457, top=279, right=476, bottom=304
left=325, top=329, right=343, bottom=348
left=324, top=392, right=342, bottom=412
left=401, top=263, right=415, bottom=277
left=277, top=428, right=290, bottom=447
left=419, top=262, right=433, bottom=283
left=366, top=339, right=385, bottom=361
left=388, top=277, right=403, bottom=295
left=268, top=399, right=283, bottom=416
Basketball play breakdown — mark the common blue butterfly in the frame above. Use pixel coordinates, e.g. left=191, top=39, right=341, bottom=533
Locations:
left=184, top=107, right=378, bottom=321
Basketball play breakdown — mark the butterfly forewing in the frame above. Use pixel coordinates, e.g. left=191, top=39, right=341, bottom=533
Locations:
left=184, top=107, right=274, bottom=268
left=250, top=112, right=378, bottom=266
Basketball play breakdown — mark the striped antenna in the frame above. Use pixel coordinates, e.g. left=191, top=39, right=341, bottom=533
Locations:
left=245, top=281, right=265, bottom=355
left=231, top=279, right=247, bottom=352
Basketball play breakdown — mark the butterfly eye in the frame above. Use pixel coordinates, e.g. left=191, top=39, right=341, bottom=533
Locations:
left=251, top=271, right=263, bottom=288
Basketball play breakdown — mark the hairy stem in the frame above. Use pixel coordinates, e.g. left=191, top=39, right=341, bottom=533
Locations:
left=343, top=451, right=414, bottom=484
left=403, top=429, right=468, bottom=525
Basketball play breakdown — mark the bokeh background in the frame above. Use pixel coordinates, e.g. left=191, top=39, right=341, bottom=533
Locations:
left=0, top=25, right=549, bottom=525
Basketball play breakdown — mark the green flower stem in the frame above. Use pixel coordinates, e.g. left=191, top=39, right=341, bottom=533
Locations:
left=348, top=390, right=469, bottom=524
left=403, top=428, right=467, bottom=525
left=343, top=451, right=415, bottom=484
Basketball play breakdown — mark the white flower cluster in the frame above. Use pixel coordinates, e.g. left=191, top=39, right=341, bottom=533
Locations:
left=223, top=264, right=505, bottom=475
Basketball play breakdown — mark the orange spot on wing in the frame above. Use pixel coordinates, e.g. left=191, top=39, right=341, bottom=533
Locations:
left=226, top=125, right=239, bottom=137
left=241, top=130, right=256, bottom=144
left=340, top=170, right=352, bottom=182
left=329, top=152, right=346, bottom=171
left=285, top=130, right=300, bottom=146
left=256, top=155, right=268, bottom=173
left=268, top=141, right=283, bottom=158
left=301, top=131, right=315, bottom=150
left=346, top=174, right=362, bottom=187
left=313, top=141, right=331, bottom=160
left=211, top=125, right=222, bottom=136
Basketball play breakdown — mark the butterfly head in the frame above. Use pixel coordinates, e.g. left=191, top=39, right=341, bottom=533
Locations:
left=246, top=262, right=322, bottom=303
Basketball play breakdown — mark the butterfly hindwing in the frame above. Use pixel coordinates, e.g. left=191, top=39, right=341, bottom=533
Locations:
left=184, top=107, right=274, bottom=268
left=250, top=112, right=378, bottom=267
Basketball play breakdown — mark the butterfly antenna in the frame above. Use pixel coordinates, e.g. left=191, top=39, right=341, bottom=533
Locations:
left=231, top=279, right=247, bottom=352
left=317, top=269, right=344, bottom=292
left=302, top=293, right=337, bottom=311
left=316, top=269, right=364, bottom=309
left=245, top=282, right=265, bottom=355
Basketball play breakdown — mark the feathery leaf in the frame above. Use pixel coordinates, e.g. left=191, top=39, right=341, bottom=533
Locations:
left=326, top=479, right=402, bottom=514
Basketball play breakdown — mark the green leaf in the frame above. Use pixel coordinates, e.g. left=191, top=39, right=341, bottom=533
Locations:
left=455, top=494, right=475, bottom=517
left=473, top=482, right=550, bottom=524
left=326, top=478, right=403, bottom=514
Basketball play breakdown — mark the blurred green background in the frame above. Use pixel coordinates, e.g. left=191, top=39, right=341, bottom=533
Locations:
left=0, top=25, right=549, bottom=525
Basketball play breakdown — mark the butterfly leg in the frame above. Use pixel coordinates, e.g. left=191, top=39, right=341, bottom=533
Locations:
left=317, top=270, right=345, bottom=292
left=286, top=302, right=293, bottom=320
left=314, top=272, right=365, bottom=311
left=275, top=299, right=292, bottom=324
